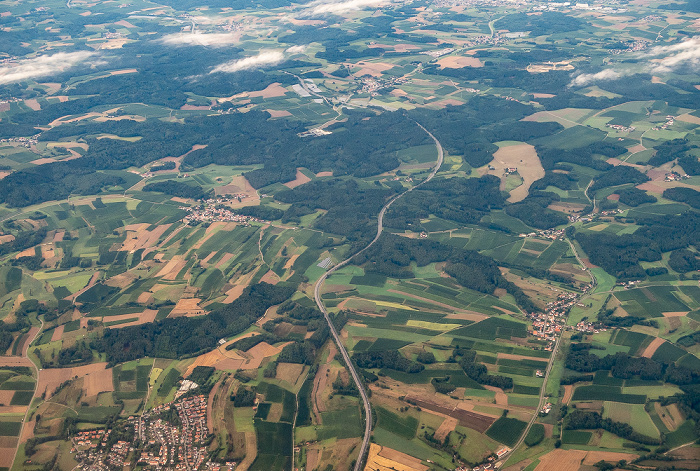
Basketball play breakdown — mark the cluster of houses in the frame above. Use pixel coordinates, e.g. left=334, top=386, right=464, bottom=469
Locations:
left=71, top=393, right=234, bottom=471
left=359, top=75, right=410, bottom=96
left=71, top=429, right=133, bottom=471
left=518, top=228, right=566, bottom=240
left=0, top=135, right=38, bottom=148
left=606, top=123, right=636, bottom=133
left=652, top=115, right=676, bottom=131
left=298, top=128, right=332, bottom=137
left=530, top=291, right=582, bottom=350
left=610, top=39, right=650, bottom=54
left=182, top=200, right=260, bottom=225
left=665, top=172, right=691, bottom=182
left=131, top=394, right=213, bottom=470
left=540, top=402, right=553, bottom=416
left=421, top=48, right=455, bottom=59
left=454, top=446, right=511, bottom=471
left=568, top=208, right=623, bottom=224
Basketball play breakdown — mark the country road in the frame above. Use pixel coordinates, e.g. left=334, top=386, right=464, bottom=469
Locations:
left=313, top=121, right=443, bottom=471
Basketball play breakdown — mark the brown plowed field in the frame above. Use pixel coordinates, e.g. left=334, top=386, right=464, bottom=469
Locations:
left=84, top=367, right=115, bottom=397
left=641, top=337, right=665, bottom=358
left=404, top=396, right=495, bottom=432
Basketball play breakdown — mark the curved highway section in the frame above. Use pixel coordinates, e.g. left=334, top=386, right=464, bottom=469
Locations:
left=313, top=122, right=443, bottom=471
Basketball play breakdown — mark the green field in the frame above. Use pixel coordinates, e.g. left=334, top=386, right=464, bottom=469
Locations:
left=572, top=385, right=646, bottom=404
left=602, top=402, right=659, bottom=438
left=485, top=417, right=528, bottom=447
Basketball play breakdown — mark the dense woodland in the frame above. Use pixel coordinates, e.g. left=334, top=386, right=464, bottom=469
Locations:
left=566, top=344, right=699, bottom=385
left=574, top=212, right=700, bottom=280
left=384, top=175, right=505, bottom=229
left=93, top=283, right=294, bottom=364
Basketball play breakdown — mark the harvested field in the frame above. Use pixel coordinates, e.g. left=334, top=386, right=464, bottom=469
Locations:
left=170, top=298, right=204, bottom=317
left=50, top=325, right=65, bottom=342
left=38, top=362, right=109, bottom=398
left=484, top=143, right=544, bottom=203
left=103, top=309, right=158, bottom=328
left=434, top=417, right=458, bottom=442
left=207, top=379, right=222, bottom=431
left=283, top=169, right=312, bottom=189
left=105, top=272, right=138, bottom=289
left=316, top=171, right=333, bottom=177
left=0, top=448, right=15, bottom=467
left=259, top=270, right=280, bottom=285
left=23, top=326, right=40, bottom=356
left=0, top=357, right=33, bottom=367
left=581, top=451, right=638, bottom=465
left=184, top=349, right=244, bottom=377
left=549, top=202, right=586, bottom=213
left=224, top=284, right=246, bottom=303
left=121, top=224, right=172, bottom=252
left=313, top=344, right=337, bottom=419
left=676, top=113, right=700, bottom=125
left=535, top=449, right=587, bottom=471
left=641, top=337, right=665, bottom=358
left=348, top=61, right=394, bottom=77
left=215, top=253, right=235, bottom=270
left=241, top=342, right=284, bottom=370
left=484, top=386, right=508, bottom=406
left=275, top=362, right=304, bottom=385
left=266, top=109, right=292, bottom=118
left=24, top=99, right=41, bottom=111
left=366, top=443, right=429, bottom=471
left=214, top=176, right=259, bottom=208
left=563, top=385, right=574, bottom=404
left=84, top=367, right=114, bottom=397
left=655, top=402, right=683, bottom=432
left=0, top=391, right=15, bottom=404
left=248, top=82, right=288, bottom=98
left=437, top=56, right=483, bottom=68
left=662, top=311, right=687, bottom=317
left=306, top=448, right=320, bottom=471
left=158, top=256, right=187, bottom=280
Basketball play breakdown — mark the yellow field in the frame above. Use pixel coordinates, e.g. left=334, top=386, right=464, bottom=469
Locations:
left=149, top=368, right=163, bottom=387
left=374, top=300, right=417, bottom=311
left=406, top=320, right=461, bottom=331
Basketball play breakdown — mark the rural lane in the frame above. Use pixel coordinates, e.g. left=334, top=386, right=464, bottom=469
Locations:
left=313, top=121, right=443, bottom=471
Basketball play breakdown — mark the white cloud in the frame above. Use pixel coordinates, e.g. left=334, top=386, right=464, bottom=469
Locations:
left=569, top=69, right=622, bottom=87
left=0, top=51, right=96, bottom=85
left=286, top=45, right=308, bottom=54
left=160, top=32, right=241, bottom=47
left=210, top=50, right=286, bottom=74
left=302, top=0, right=389, bottom=16
left=645, top=36, right=700, bottom=73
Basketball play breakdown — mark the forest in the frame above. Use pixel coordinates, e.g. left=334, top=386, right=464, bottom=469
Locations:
left=565, top=345, right=699, bottom=385
left=384, top=175, right=505, bottom=229
left=574, top=212, right=700, bottom=280
left=92, top=283, right=294, bottom=364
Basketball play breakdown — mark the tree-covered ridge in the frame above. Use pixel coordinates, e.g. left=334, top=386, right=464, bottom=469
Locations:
left=574, top=212, right=700, bottom=280
left=384, top=175, right=505, bottom=229
left=92, top=283, right=294, bottom=364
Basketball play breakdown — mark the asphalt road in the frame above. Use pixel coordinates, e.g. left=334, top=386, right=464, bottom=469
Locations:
left=313, top=122, right=443, bottom=471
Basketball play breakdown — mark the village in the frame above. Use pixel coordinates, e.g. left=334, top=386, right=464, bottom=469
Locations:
left=181, top=197, right=262, bottom=225
left=70, top=393, right=236, bottom=471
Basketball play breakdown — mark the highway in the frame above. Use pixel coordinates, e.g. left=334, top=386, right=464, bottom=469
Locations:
left=313, top=121, right=443, bottom=471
